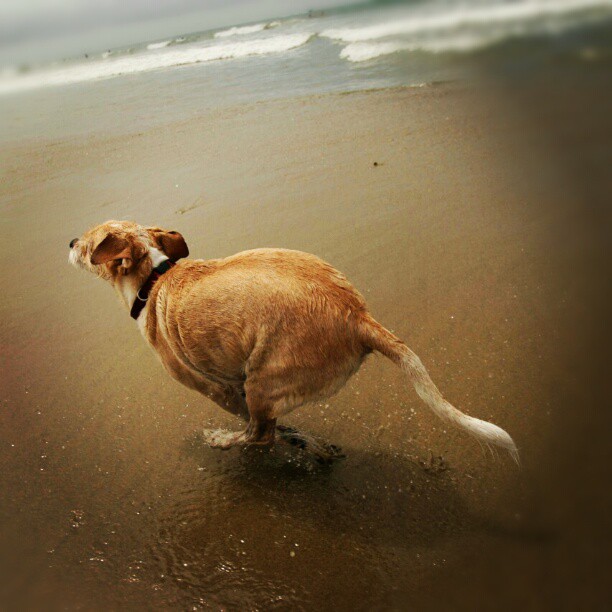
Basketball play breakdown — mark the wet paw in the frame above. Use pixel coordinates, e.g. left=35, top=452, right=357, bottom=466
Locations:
left=201, top=429, right=242, bottom=450
left=276, top=426, right=346, bottom=463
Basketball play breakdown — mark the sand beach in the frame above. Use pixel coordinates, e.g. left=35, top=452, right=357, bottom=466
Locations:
left=1, top=3, right=611, bottom=608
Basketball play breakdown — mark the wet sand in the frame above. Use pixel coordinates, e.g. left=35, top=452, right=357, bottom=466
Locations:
left=1, top=72, right=610, bottom=609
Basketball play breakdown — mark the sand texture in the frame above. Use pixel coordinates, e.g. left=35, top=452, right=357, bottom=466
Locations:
left=1, top=76, right=610, bottom=609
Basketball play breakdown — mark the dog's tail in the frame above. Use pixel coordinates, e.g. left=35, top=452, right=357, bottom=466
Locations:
left=358, top=314, right=519, bottom=464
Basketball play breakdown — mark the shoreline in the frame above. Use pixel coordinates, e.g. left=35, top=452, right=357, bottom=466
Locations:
left=0, top=80, right=450, bottom=147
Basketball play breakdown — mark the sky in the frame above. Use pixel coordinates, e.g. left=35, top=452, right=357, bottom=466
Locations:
left=0, top=0, right=355, bottom=67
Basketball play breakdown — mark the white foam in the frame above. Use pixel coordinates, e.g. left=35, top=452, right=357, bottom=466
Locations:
left=322, top=0, right=612, bottom=43
left=340, top=41, right=408, bottom=63
left=340, top=33, right=503, bottom=62
left=1, top=66, right=18, bottom=78
left=214, top=21, right=279, bottom=38
left=0, top=33, right=313, bottom=95
left=147, top=40, right=172, bottom=50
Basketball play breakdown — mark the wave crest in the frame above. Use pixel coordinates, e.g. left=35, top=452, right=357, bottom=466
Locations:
left=147, top=40, right=172, bottom=50
left=0, top=33, right=313, bottom=95
left=323, top=0, right=612, bottom=43
left=214, top=21, right=280, bottom=39
left=340, top=33, right=503, bottom=62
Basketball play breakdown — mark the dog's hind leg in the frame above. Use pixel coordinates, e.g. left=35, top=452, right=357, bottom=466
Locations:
left=206, top=417, right=277, bottom=449
left=207, top=385, right=249, bottom=421
left=276, top=425, right=346, bottom=464
left=207, top=389, right=277, bottom=449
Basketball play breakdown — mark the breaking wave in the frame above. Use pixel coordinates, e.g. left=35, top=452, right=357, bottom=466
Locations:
left=147, top=40, right=172, bottom=50
left=340, top=33, right=505, bottom=62
left=0, top=33, right=313, bottom=95
left=1, top=0, right=611, bottom=96
left=214, top=21, right=281, bottom=38
left=322, top=0, right=612, bottom=43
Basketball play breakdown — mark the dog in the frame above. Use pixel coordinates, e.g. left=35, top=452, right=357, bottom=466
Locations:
left=69, top=220, right=518, bottom=463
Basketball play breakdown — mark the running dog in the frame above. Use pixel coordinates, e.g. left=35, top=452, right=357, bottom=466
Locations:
left=69, top=220, right=518, bottom=463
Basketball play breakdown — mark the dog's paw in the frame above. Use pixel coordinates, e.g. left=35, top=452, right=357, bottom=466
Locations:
left=200, top=428, right=241, bottom=449
left=276, top=426, right=346, bottom=463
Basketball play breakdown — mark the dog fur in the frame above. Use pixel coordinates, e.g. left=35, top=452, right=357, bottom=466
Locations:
left=69, top=220, right=518, bottom=463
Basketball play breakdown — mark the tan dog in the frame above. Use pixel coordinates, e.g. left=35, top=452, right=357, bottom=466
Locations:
left=69, top=220, right=518, bottom=463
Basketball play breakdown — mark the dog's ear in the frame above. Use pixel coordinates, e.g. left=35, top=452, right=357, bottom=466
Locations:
left=156, top=230, right=189, bottom=261
left=91, top=234, right=136, bottom=275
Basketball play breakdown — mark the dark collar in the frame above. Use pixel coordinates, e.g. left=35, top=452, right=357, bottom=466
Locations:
left=130, top=259, right=175, bottom=320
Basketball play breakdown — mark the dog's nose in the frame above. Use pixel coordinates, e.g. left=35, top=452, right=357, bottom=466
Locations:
left=69, top=238, right=78, bottom=249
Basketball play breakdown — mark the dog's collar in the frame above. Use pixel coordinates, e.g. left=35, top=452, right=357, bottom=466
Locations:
left=130, top=259, right=175, bottom=320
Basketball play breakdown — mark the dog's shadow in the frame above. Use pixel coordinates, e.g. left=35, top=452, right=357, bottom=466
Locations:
left=178, top=430, right=470, bottom=543
left=147, top=433, right=547, bottom=608
left=150, top=433, right=473, bottom=592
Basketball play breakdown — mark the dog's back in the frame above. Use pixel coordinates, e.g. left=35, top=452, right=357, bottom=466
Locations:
left=149, top=248, right=372, bottom=414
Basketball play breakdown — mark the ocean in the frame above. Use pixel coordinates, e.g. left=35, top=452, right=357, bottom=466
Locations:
left=1, top=0, right=612, bottom=142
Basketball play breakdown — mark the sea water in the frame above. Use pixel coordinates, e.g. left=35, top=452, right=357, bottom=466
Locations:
left=1, top=0, right=611, bottom=141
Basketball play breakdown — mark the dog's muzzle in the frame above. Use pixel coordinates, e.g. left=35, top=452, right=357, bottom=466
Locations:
left=69, top=238, right=78, bottom=248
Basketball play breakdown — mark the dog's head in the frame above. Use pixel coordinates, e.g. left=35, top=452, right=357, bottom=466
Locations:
left=69, top=220, right=189, bottom=282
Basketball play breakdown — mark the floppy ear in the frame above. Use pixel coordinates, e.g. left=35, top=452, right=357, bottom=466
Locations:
left=91, top=234, right=135, bottom=275
left=91, top=234, right=130, bottom=265
left=157, top=230, right=189, bottom=261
